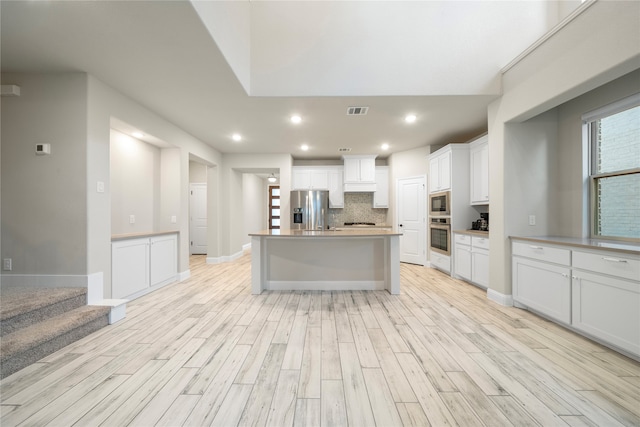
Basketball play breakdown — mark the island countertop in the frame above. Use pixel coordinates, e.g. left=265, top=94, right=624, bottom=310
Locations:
left=249, top=229, right=402, bottom=237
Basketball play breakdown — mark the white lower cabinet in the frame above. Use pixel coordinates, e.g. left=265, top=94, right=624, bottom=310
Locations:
left=454, top=233, right=489, bottom=288
left=430, top=251, right=451, bottom=273
left=150, top=234, right=179, bottom=287
left=571, top=249, right=640, bottom=356
left=572, top=271, right=639, bottom=356
left=512, top=239, right=640, bottom=358
left=471, top=249, right=489, bottom=288
left=453, top=234, right=471, bottom=281
left=112, top=238, right=149, bottom=299
left=112, top=233, right=178, bottom=299
left=512, top=256, right=571, bottom=324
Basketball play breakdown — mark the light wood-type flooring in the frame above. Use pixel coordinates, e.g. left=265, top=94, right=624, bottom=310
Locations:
left=1, top=254, right=639, bottom=426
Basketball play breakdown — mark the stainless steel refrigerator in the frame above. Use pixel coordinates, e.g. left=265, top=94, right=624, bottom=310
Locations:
left=290, top=190, right=329, bottom=230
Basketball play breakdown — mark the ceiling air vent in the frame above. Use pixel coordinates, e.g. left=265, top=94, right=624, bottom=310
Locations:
left=347, top=106, right=369, bottom=116
left=338, top=148, right=352, bottom=152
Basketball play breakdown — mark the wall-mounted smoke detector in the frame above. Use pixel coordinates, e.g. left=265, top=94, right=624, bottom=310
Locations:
left=347, top=106, right=369, bottom=116
left=338, top=148, right=352, bottom=152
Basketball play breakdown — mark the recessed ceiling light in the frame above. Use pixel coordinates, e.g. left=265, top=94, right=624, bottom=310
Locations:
left=381, top=143, right=390, bottom=150
left=291, top=115, right=302, bottom=124
left=232, top=133, right=242, bottom=142
left=301, top=144, right=309, bottom=151
left=132, top=131, right=144, bottom=138
left=405, top=114, right=417, bottom=123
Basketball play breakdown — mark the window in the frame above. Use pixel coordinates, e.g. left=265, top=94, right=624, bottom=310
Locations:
left=584, top=94, right=640, bottom=240
left=269, top=186, right=280, bottom=229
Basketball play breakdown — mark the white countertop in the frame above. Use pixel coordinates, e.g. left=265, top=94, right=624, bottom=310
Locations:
left=510, top=235, right=640, bottom=255
left=112, top=230, right=179, bottom=241
left=454, top=229, right=489, bottom=237
left=249, top=229, right=401, bottom=237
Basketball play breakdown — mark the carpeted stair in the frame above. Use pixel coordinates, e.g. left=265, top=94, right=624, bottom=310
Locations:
left=0, top=287, right=111, bottom=379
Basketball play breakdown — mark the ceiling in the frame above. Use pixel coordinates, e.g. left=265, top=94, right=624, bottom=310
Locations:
left=0, top=1, right=582, bottom=159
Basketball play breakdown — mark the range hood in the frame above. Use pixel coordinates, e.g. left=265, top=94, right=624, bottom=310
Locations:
left=343, top=155, right=377, bottom=192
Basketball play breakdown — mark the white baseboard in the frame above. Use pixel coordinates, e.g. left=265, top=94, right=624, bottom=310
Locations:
left=487, top=288, right=514, bottom=306
left=92, top=298, right=128, bottom=324
left=87, top=272, right=104, bottom=304
left=178, top=270, right=191, bottom=281
left=266, top=280, right=385, bottom=292
left=242, top=243, right=252, bottom=252
left=206, top=250, right=244, bottom=264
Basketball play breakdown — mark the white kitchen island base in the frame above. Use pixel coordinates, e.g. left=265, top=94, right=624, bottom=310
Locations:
left=249, top=229, right=401, bottom=294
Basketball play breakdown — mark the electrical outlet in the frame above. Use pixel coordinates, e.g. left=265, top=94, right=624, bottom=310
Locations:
left=129, top=215, right=135, bottom=224
left=529, top=215, right=536, bottom=226
left=97, top=181, right=105, bottom=193
left=3, top=258, right=12, bottom=271
left=171, top=215, right=177, bottom=224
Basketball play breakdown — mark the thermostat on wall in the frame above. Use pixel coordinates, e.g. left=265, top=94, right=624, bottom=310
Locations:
left=36, top=144, right=51, bottom=155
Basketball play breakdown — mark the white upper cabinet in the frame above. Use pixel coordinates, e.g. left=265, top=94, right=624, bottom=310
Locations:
left=373, top=166, right=389, bottom=208
left=328, top=168, right=344, bottom=208
left=429, top=149, right=451, bottom=193
left=292, top=167, right=330, bottom=190
left=343, top=155, right=376, bottom=183
left=292, top=166, right=344, bottom=207
left=469, top=135, right=489, bottom=205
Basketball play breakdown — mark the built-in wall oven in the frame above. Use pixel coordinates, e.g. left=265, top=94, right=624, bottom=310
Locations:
left=429, top=217, right=451, bottom=255
left=429, top=191, right=451, bottom=216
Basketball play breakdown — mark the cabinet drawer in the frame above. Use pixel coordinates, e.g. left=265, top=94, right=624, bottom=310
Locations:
left=472, top=236, right=490, bottom=250
left=431, top=252, right=451, bottom=273
left=573, top=250, right=640, bottom=282
left=512, top=241, right=570, bottom=266
left=455, top=233, right=471, bottom=245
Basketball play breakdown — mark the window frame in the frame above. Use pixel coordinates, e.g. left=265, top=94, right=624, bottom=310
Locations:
left=584, top=93, right=640, bottom=242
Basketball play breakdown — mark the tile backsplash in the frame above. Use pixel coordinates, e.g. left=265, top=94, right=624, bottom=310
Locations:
left=328, top=193, right=388, bottom=226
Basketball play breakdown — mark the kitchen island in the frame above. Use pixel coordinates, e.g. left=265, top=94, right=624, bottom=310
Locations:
left=248, top=229, right=401, bottom=294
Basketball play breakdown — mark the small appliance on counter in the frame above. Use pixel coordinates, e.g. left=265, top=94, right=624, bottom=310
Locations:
left=471, top=212, right=489, bottom=231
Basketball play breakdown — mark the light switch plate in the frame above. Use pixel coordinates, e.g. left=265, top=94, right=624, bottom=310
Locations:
left=528, top=215, right=536, bottom=226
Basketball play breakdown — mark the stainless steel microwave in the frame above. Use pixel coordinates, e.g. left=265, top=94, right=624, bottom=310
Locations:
left=429, top=191, right=451, bottom=216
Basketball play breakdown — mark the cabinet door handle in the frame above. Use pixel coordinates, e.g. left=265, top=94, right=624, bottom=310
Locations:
left=529, top=245, right=543, bottom=250
left=602, top=257, right=628, bottom=263
left=572, top=275, right=579, bottom=280
left=561, top=273, right=569, bottom=278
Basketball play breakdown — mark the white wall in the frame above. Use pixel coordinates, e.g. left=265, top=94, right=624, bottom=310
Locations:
left=503, top=110, right=558, bottom=238
left=488, top=0, right=640, bottom=297
left=242, top=174, right=267, bottom=245
left=189, top=160, right=208, bottom=183
left=110, top=130, right=160, bottom=234
left=1, top=73, right=89, bottom=276
left=87, top=75, right=222, bottom=295
left=0, top=72, right=222, bottom=296
left=555, top=69, right=640, bottom=238
left=220, top=153, right=292, bottom=258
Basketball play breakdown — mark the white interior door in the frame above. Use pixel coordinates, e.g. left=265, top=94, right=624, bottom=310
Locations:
left=397, top=176, right=426, bottom=265
left=190, top=183, right=207, bottom=255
